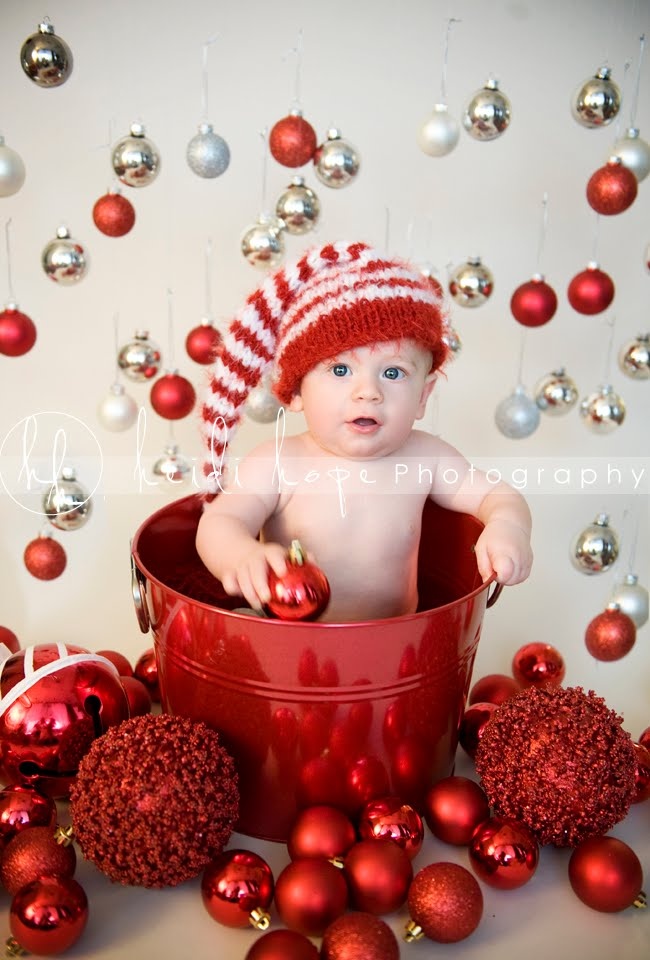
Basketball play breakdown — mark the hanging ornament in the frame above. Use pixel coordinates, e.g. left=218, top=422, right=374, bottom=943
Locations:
left=314, top=129, right=360, bottom=188
left=568, top=837, right=645, bottom=912
left=0, top=825, right=76, bottom=895
left=112, top=122, right=160, bottom=188
left=579, top=383, right=626, bottom=432
left=405, top=862, right=483, bottom=943
left=609, top=573, right=649, bottom=628
left=287, top=805, right=356, bottom=861
left=442, top=324, right=462, bottom=357
left=9, top=876, right=88, bottom=956
left=612, top=127, right=650, bottom=182
left=618, top=333, right=650, bottom=379
left=187, top=122, right=230, bottom=178
left=201, top=849, right=274, bottom=929
left=585, top=604, right=636, bottom=661
left=510, top=275, right=557, bottom=327
left=265, top=540, right=330, bottom=621
left=270, top=112, right=318, bottom=168
left=97, top=382, right=138, bottom=431
left=572, top=66, right=621, bottom=127
left=567, top=263, right=614, bottom=314
left=274, top=858, right=349, bottom=936
left=448, top=256, right=494, bottom=307
left=20, top=20, right=73, bottom=88
left=23, top=533, right=67, bottom=580
left=512, top=641, right=565, bottom=687
left=587, top=157, right=637, bottom=215
left=134, top=647, right=160, bottom=702
left=469, top=672, right=520, bottom=705
left=463, top=77, right=511, bottom=140
left=0, top=784, right=56, bottom=844
left=357, top=796, right=424, bottom=860
left=495, top=385, right=540, bottom=439
left=41, top=226, right=88, bottom=284
left=468, top=816, right=539, bottom=889
left=150, top=371, right=196, bottom=420
left=632, top=742, right=650, bottom=803
left=186, top=319, right=222, bottom=364
left=244, top=929, right=319, bottom=960
left=0, top=303, right=37, bottom=357
left=241, top=214, right=286, bottom=269
left=343, top=839, right=413, bottom=915
left=534, top=368, right=578, bottom=415
left=245, top=377, right=281, bottom=423
left=418, top=104, right=460, bottom=157
left=42, top=466, right=92, bottom=532
left=570, top=513, right=619, bottom=574
left=117, top=330, right=161, bottom=381
left=0, top=136, right=26, bottom=197
left=92, top=191, right=136, bottom=237
left=321, top=913, right=399, bottom=960
left=275, top=176, right=320, bottom=234
left=152, top=443, right=191, bottom=482
left=458, top=701, right=498, bottom=759
left=423, top=776, right=490, bottom=845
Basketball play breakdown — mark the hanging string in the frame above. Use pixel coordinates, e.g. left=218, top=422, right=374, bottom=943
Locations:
left=284, top=30, right=304, bottom=112
left=259, top=128, right=269, bottom=214
left=602, top=315, right=616, bottom=383
left=625, top=505, right=640, bottom=575
left=516, top=327, right=528, bottom=386
left=112, top=312, right=121, bottom=383
left=611, top=59, right=632, bottom=145
left=4, top=218, right=15, bottom=302
left=535, top=192, right=549, bottom=275
left=201, top=35, right=219, bottom=122
left=590, top=211, right=601, bottom=264
left=439, top=18, right=461, bottom=104
left=167, top=289, right=175, bottom=370
left=204, top=238, right=213, bottom=320
left=629, top=34, right=646, bottom=128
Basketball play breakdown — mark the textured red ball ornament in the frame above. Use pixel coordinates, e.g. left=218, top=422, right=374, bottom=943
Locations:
left=119, top=675, right=152, bottom=716
left=468, top=816, right=539, bottom=889
left=201, top=849, right=274, bottom=929
left=287, top=805, right=356, bottom=861
left=343, top=839, right=413, bottom=915
left=568, top=836, right=645, bottom=911
left=0, top=825, right=77, bottom=895
left=244, top=929, right=319, bottom=960
left=9, top=876, right=88, bottom=956
left=586, top=158, right=638, bottom=215
left=631, top=741, right=650, bottom=803
left=321, top=912, right=400, bottom=960
left=185, top=321, right=222, bottom=364
left=269, top=113, right=318, bottom=168
left=512, top=641, right=565, bottom=687
left=274, top=858, right=348, bottom=936
left=405, top=862, right=483, bottom=943
left=0, top=625, right=20, bottom=653
left=510, top=275, right=558, bottom=327
left=0, top=785, right=56, bottom=844
left=92, top=192, right=136, bottom=237
left=134, top=646, right=160, bottom=701
left=23, top=535, right=67, bottom=580
left=469, top=672, right=520, bottom=705
left=567, top=264, right=615, bottom=315
left=358, top=795, right=424, bottom=859
left=150, top=371, right=196, bottom=419
left=424, top=776, right=490, bottom=845
left=265, top=540, right=330, bottom=621
left=458, top=701, right=498, bottom=759
left=585, top=606, right=636, bottom=661
left=0, top=307, right=37, bottom=357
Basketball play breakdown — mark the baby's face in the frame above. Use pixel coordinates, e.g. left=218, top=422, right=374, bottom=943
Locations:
left=289, top=339, right=436, bottom=459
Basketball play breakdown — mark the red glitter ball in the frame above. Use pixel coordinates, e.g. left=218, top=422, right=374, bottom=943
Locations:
left=92, top=192, right=136, bottom=237
left=69, top=714, right=239, bottom=887
left=586, top=159, right=638, bottom=215
left=321, top=912, right=400, bottom=960
left=407, top=862, right=483, bottom=943
left=1, top=825, right=77, bottom=895
left=585, top=607, right=636, bottom=661
left=23, top=536, right=66, bottom=580
left=269, top=114, right=317, bottom=168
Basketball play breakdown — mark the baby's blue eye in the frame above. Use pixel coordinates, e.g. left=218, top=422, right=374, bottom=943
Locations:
left=383, top=366, right=404, bottom=380
left=331, top=363, right=350, bottom=377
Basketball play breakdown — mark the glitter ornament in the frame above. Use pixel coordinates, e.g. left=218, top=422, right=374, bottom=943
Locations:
left=512, top=642, right=565, bottom=687
left=245, top=377, right=282, bottom=423
left=469, top=816, right=539, bottom=889
left=245, top=929, right=319, bottom=960
left=612, top=127, right=650, bottom=182
left=458, top=701, right=498, bottom=759
left=0, top=304, right=37, bottom=357
left=20, top=21, right=73, bottom=87
left=287, top=805, right=356, bottom=861
left=186, top=122, right=230, bottom=178
left=69, top=714, right=239, bottom=887
left=9, top=876, right=88, bottom=956
left=448, top=256, right=494, bottom=307
left=118, top=330, right=161, bottom=381
left=510, top=275, right=557, bottom=327
left=0, top=136, right=26, bottom=197
left=343, top=839, right=413, bottom=915
left=568, top=837, right=645, bottom=912
left=275, top=176, right=320, bottom=234
left=314, top=129, right=360, bottom=188
left=41, top=226, right=87, bottom=284
left=572, top=66, right=621, bottom=127
left=495, top=385, right=540, bottom=439
left=609, top=574, right=649, bottom=628
left=270, top=112, right=318, bottom=168
left=92, top=192, right=136, bottom=237
left=475, top=685, right=637, bottom=846
left=274, top=858, right=348, bottom=936
left=469, top=673, right=520, bottom=705
left=202, top=849, right=274, bottom=929
left=321, top=912, right=400, bottom=960
left=42, top=466, right=92, bottom=532
left=112, top=122, right=160, bottom=188
left=417, top=103, right=460, bottom=157
left=632, top=742, right=650, bottom=803
left=265, top=540, right=330, bottom=621
left=0, top=785, right=56, bottom=844
left=97, top=382, right=138, bottom=432
left=405, top=862, right=483, bottom=943
left=150, top=371, right=196, bottom=419
left=185, top=319, right=222, bottom=364
left=618, top=333, right=650, bottom=380
left=587, top=157, right=637, bottom=215
left=423, top=776, right=490, bottom=846
left=23, top=535, right=66, bottom=580
left=567, top=263, right=614, bottom=314
left=357, top=796, right=424, bottom=859
left=570, top=513, right=619, bottom=574
left=152, top=443, right=191, bottom=482
left=534, top=368, right=578, bottom=416
left=585, top=605, right=636, bottom=661
left=134, top=647, right=160, bottom=701
left=0, top=825, right=76, bottom=895
left=579, top=384, right=626, bottom=432
left=463, top=78, right=511, bottom=140
left=241, top=214, right=286, bottom=269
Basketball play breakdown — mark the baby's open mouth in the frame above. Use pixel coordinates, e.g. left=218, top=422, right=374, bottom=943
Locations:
left=352, top=417, right=378, bottom=426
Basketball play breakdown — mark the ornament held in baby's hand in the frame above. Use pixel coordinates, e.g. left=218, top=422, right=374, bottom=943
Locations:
left=265, top=540, right=330, bottom=621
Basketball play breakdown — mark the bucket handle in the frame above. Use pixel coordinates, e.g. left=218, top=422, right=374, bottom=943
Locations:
left=130, top=548, right=151, bottom=634
left=486, top=580, right=503, bottom=608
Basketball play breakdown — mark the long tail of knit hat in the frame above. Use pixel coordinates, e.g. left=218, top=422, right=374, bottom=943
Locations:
left=200, top=239, right=449, bottom=495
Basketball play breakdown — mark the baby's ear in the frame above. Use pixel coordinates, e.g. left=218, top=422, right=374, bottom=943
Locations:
left=416, top=372, right=437, bottom=419
left=288, top=392, right=304, bottom=413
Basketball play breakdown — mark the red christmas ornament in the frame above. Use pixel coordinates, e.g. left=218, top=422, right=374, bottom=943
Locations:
left=23, top=535, right=66, bottom=580
left=423, top=776, right=490, bottom=846
left=510, top=275, right=558, bottom=327
left=321, top=912, right=399, bottom=960
left=585, top=606, right=636, bottom=661
left=0, top=306, right=37, bottom=357
left=287, top=805, right=356, bottom=861
left=567, top=263, right=615, bottom=314
left=185, top=320, right=222, bottom=364
left=119, top=675, right=152, bottom=716
left=0, top=624, right=20, bottom=653
left=640, top=725, right=650, bottom=750
left=1, top=825, right=77, bottom=895
left=405, top=862, right=483, bottom=943
left=587, top=158, right=638, bottom=215
left=245, top=929, right=319, bottom=960
left=468, top=816, right=539, bottom=889
left=345, top=755, right=390, bottom=815
left=458, top=701, right=498, bottom=759
left=9, top=876, right=88, bottom=956
left=512, top=641, right=565, bottom=687
left=0, top=785, right=56, bottom=844
left=134, top=646, right=160, bottom=701
left=469, top=672, right=520, bottom=706
left=631, top=741, right=650, bottom=803
left=357, top=795, right=424, bottom=859
left=202, top=849, right=274, bottom=929
left=296, top=755, right=348, bottom=810
left=343, top=838, right=413, bottom=915
left=269, top=113, right=318, bottom=168
left=265, top=540, right=330, bottom=621
left=92, top=192, right=136, bottom=237
left=274, top=858, right=348, bottom=937
left=150, top=371, right=196, bottom=419
left=568, top=836, right=645, bottom=912
left=96, top=649, right=133, bottom=676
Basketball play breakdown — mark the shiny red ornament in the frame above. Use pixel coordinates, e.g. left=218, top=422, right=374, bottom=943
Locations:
left=631, top=742, right=650, bottom=803
left=245, top=929, right=319, bottom=960
left=287, top=804, right=356, bottom=861
left=321, top=912, right=400, bottom=960
left=185, top=321, right=222, bottom=364
left=640, top=725, right=650, bottom=750
left=345, top=755, right=390, bottom=814
left=0, top=306, right=37, bottom=357
left=269, top=113, right=318, bottom=168
left=296, top=754, right=348, bottom=810
left=1, top=825, right=77, bottom=895
left=510, top=276, right=558, bottom=327
left=458, top=701, right=498, bottom=759
left=587, top=158, right=638, bottom=215
left=469, top=672, right=520, bottom=706
left=23, top=535, right=66, bottom=580
left=585, top=607, right=636, bottom=661
left=265, top=540, right=330, bottom=621
left=201, top=849, right=274, bottom=929
left=357, top=795, right=424, bottom=859
left=9, top=876, right=88, bottom=955
left=119, top=675, right=152, bottom=716
left=0, top=785, right=56, bottom=844
left=134, top=646, right=160, bottom=701
left=92, top=192, right=136, bottom=237
left=567, top=264, right=615, bottom=315
left=343, top=838, right=413, bottom=915
left=424, top=775, right=490, bottom=845
left=0, top=624, right=20, bottom=653
left=468, top=816, right=539, bottom=889
left=150, top=371, right=196, bottom=419
left=406, top=861, right=483, bottom=943
left=511, top=641, right=565, bottom=687
left=96, top=649, right=133, bottom=676
left=568, top=836, right=645, bottom=911
left=274, top=857, right=348, bottom=936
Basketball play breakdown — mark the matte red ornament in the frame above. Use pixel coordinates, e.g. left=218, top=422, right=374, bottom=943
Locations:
left=120, top=674, right=152, bottom=716
left=512, top=641, right=565, bottom=687
left=201, top=849, right=274, bottom=929
left=585, top=607, right=636, bottom=661
left=458, top=701, right=498, bottom=759
left=274, top=858, right=348, bottom=936
left=321, top=912, right=400, bottom=960
left=0, top=625, right=20, bottom=653
left=587, top=158, right=638, bottom=215
left=265, top=540, right=330, bottom=621
left=96, top=649, right=133, bottom=676
left=9, top=876, right=88, bottom=956
left=343, top=838, right=413, bottom=915
left=150, top=371, right=196, bottom=419
left=567, top=264, right=615, bottom=314
left=424, top=776, right=490, bottom=845
left=357, top=795, right=424, bottom=859
left=1, top=825, right=77, bottom=895
left=0, top=306, right=37, bottom=357
left=405, top=862, right=483, bottom=943
left=244, top=929, right=319, bottom=960
left=185, top=321, right=222, bottom=364
left=92, top=192, right=136, bottom=237
left=469, top=672, right=520, bottom=706
left=468, top=816, right=539, bottom=889
left=568, top=836, right=645, bottom=911
left=287, top=805, right=356, bottom=861
left=0, top=785, right=56, bottom=844
left=510, top=275, right=558, bottom=327
left=345, top=755, right=390, bottom=815
left=631, top=741, right=650, bottom=803
left=269, top=113, right=318, bottom=168
left=134, top=646, right=160, bottom=701
left=296, top=755, right=348, bottom=810
left=23, top=535, right=66, bottom=580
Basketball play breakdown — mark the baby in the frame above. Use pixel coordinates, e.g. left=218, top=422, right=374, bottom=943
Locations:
left=196, top=241, right=532, bottom=621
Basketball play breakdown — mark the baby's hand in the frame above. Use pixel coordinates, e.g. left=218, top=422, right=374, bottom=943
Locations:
left=219, top=541, right=288, bottom=611
left=474, top=520, right=533, bottom=586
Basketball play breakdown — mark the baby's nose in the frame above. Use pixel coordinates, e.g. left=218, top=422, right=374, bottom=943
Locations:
left=353, top=374, right=382, bottom=400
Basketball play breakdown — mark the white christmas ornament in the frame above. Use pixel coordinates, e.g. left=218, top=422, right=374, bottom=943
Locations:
left=417, top=104, right=460, bottom=157
left=245, top=379, right=281, bottom=423
left=0, top=136, right=26, bottom=197
left=495, top=385, right=540, bottom=438
left=609, top=574, right=649, bottom=628
left=612, top=128, right=650, bottom=182
left=97, top=383, right=138, bottom=431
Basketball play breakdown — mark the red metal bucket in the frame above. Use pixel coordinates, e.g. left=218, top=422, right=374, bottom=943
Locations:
left=131, top=494, right=501, bottom=842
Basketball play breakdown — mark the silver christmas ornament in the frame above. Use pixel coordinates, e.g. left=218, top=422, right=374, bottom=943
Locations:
left=618, top=333, right=650, bottom=380
left=241, top=215, right=286, bottom=270
left=112, top=123, right=160, bottom=188
left=0, top=136, right=26, bottom=197
left=495, top=385, right=540, bottom=438
left=97, top=382, right=138, bottom=431
left=42, top=467, right=91, bottom=532
left=417, top=103, right=460, bottom=157
left=534, top=368, right=578, bottom=416
left=275, top=177, right=320, bottom=235
left=442, top=325, right=462, bottom=358
left=612, top=128, right=650, bottom=182
left=245, top=378, right=281, bottom=423
left=186, top=122, right=230, bottom=178
left=579, top=384, right=626, bottom=432
left=463, top=78, right=511, bottom=141
left=41, top=226, right=88, bottom=284
left=117, top=331, right=162, bottom=381
left=313, top=129, right=360, bottom=188
left=609, top=574, right=649, bottom=628
left=152, top=444, right=191, bottom=482
left=570, top=513, right=619, bottom=574
left=449, top=256, right=494, bottom=307
left=572, top=66, right=621, bottom=128
left=20, top=21, right=73, bottom=88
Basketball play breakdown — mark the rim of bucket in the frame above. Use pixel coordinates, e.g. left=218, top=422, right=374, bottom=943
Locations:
left=131, top=493, right=499, bottom=629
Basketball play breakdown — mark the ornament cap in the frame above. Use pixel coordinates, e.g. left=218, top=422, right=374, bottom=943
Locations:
left=326, top=128, right=342, bottom=140
left=586, top=260, right=600, bottom=270
left=134, top=329, right=151, bottom=339
left=129, top=122, right=146, bottom=138
left=198, top=122, right=213, bottom=135
left=109, top=382, right=126, bottom=396
left=5, top=936, right=28, bottom=958
left=596, top=65, right=612, bottom=79
left=38, top=21, right=56, bottom=35
left=606, top=155, right=623, bottom=166
left=467, top=255, right=482, bottom=265
left=290, top=175, right=306, bottom=186
left=404, top=921, right=424, bottom=943
left=60, top=466, right=77, bottom=482
left=432, top=102, right=450, bottom=113
left=594, top=512, right=610, bottom=526
left=485, top=75, right=500, bottom=90
left=530, top=272, right=545, bottom=282
left=289, top=107, right=304, bottom=118
left=56, top=225, right=71, bottom=239
left=54, top=824, right=75, bottom=846
left=551, top=366, right=567, bottom=376
left=625, top=127, right=640, bottom=139
left=623, top=573, right=639, bottom=585
left=200, top=316, right=216, bottom=327
left=288, top=540, right=305, bottom=565
left=606, top=601, right=622, bottom=612
left=249, top=908, right=271, bottom=931
left=4, top=300, right=19, bottom=311
left=634, top=891, right=647, bottom=909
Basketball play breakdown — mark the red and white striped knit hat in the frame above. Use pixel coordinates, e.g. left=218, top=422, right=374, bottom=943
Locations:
left=200, top=240, right=449, bottom=493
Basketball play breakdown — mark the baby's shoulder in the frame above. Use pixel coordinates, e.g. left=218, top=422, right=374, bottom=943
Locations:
left=404, top=429, right=464, bottom=459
